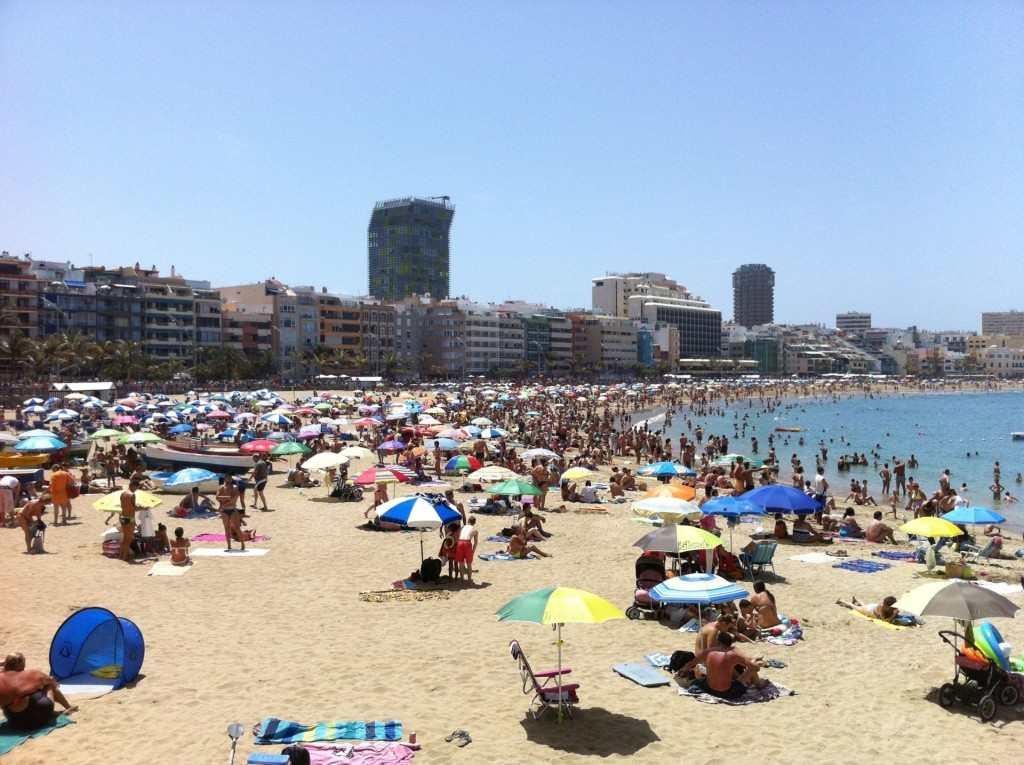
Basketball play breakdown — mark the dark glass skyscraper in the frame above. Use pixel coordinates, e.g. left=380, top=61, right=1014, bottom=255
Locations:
left=732, top=263, right=775, bottom=327
left=368, top=197, right=454, bottom=301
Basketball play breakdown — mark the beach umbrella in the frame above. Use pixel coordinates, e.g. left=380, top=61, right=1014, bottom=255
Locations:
left=22, top=397, right=44, bottom=406
left=18, top=429, right=59, bottom=440
left=271, top=441, right=312, bottom=458
left=649, top=573, right=748, bottom=625
left=378, top=439, right=407, bottom=452
left=376, top=494, right=462, bottom=562
left=742, top=485, right=821, bottom=514
left=353, top=417, right=384, bottom=428
left=497, top=586, right=625, bottom=721
left=894, top=580, right=1020, bottom=621
left=423, top=438, right=461, bottom=452
left=470, top=417, right=493, bottom=426
left=941, top=507, right=1006, bottom=526
left=168, top=424, right=194, bottom=435
left=120, top=432, right=163, bottom=445
left=445, top=455, right=481, bottom=473
left=353, top=466, right=407, bottom=486
left=206, top=410, right=232, bottom=420
left=260, top=413, right=293, bottom=426
left=899, top=517, right=962, bottom=539
left=637, top=461, right=695, bottom=478
left=631, top=496, right=702, bottom=524
left=435, top=428, right=469, bottom=440
left=479, top=427, right=508, bottom=439
left=240, top=439, right=276, bottom=454
left=416, top=414, right=441, bottom=426
left=113, top=415, right=139, bottom=425
left=522, top=448, right=561, bottom=460
left=93, top=489, right=162, bottom=512
left=46, top=409, right=80, bottom=420
left=561, top=467, right=594, bottom=481
left=633, top=524, right=721, bottom=554
left=701, top=496, right=766, bottom=550
left=467, top=465, right=519, bottom=483
left=339, top=446, right=376, bottom=461
left=301, top=452, right=349, bottom=471
left=644, top=484, right=696, bottom=501
left=489, top=478, right=543, bottom=497
left=163, top=468, right=219, bottom=490
left=23, top=405, right=47, bottom=415
left=14, top=435, right=66, bottom=452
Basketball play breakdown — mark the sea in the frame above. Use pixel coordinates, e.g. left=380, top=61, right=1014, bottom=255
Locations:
left=653, top=390, right=1024, bottom=530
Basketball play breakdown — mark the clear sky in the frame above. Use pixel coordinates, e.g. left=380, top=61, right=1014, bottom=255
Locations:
left=2, top=1, right=1021, bottom=330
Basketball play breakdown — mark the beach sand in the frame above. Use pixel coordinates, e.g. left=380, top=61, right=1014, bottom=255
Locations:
left=2, top=462, right=1024, bottom=764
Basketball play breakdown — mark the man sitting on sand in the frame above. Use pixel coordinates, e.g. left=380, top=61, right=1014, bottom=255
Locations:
left=836, top=595, right=899, bottom=623
left=1, top=654, right=78, bottom=731
left=680, top=632, right=766, bottom=700
left=865, top=511, right=896, bottom=543
left=695, top=613, right=752, bottom=653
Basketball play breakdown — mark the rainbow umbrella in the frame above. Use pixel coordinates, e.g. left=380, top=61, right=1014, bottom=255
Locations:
left=497, top=586, right=625, bottom=721
left=445, top=455, right=481, bottom=473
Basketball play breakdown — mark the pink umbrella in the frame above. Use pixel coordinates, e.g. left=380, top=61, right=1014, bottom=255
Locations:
left=113, top=416, right=139, bottom=425
left=116, top=398, right=138, bottom=408
left=353, top=417, right=383, bottom=428
left=207, top=410, right=232, bottom=420
left=240, top=439, right=276, bottom=454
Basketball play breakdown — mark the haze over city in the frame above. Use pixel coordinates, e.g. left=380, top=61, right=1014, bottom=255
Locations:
left=2, top=1, right=1022, bottom=329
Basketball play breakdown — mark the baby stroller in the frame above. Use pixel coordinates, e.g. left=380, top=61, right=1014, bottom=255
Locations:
left=937, top=630, right=1020, bottom=721
left=625, top=555, right=666, bottom=620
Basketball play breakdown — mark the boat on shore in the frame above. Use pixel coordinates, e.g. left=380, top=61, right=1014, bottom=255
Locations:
left=775, top=426, right=804, bottom=433
left=143, top=442, right=253, bottom=474
left=1013, top=432, right=1024, bottom=441
left=0, top=453, right=49, bottom=468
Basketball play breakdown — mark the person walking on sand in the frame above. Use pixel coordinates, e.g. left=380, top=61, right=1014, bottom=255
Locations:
left=249, top=454, right=269, bottom=511
left=119, top=479, right=139, bottom=563
left=48, top=463, right=73, bottom=526
left=216, top=476, right=245, bottom=552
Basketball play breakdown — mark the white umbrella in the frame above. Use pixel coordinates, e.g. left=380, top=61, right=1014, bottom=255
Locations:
left=302, top=452, right=350, bottom=471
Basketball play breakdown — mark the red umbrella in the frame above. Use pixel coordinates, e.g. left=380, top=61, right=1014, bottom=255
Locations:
left=240, top=439, right=276, bottom=454
left=207, top=410, right=232, bottom=420
left=354, top=466, right=410, bottom=486
left=353, top=417, right=383, bottom=428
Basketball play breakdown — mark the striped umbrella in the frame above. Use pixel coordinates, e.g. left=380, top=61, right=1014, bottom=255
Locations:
left=445, top=455, right=481, bottom=473
left=649, top=573, right=748, bottom=622
left=375, top=494, right=462, bottom=563
left=353, top=466, right=408, bottom=486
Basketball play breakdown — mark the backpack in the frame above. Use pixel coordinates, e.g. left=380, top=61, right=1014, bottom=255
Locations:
left=281, top=745, right=310, bottom=765
left=419, top=557, right=442, bottom=583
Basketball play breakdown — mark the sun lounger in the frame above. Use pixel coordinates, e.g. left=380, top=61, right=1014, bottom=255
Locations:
left=509, top=639, right=579, bottom=719
left=613, top=662, right=670, bottom=687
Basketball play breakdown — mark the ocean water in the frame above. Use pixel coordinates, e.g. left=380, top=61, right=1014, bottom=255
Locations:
left=662, top=391, right=1024, bottom=529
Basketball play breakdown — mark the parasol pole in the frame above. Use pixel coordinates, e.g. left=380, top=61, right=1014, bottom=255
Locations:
left=556, top=622, right=564, bottom=723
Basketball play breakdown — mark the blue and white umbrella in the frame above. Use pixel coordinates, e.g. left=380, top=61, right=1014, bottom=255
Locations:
left=941, top=506, right=1006, bottom=525
left=15, top=435, right=67, bottom=452
left=479, top=427, right=508, bottom=439
left=423, top=438, right=461, bottom=451
left=375, top=494, right=462, bottom=563
left=23, top=405, right=48, bottom=415
left=22, top=397, right=45, bottom=406
left=168, top=423, right=194, bottom=434
left=261, top=413, right=292, bottom=426
left=650, top=573, right=748, bottom=614
left=46, top=409, right=80, bottom=419
left=637, top=461, right=695, bottom=478
left=743, top=485, right=822, bottom=514
left=18, top=429, right=58, bottom=440
left=163, top=467, right=220, bottom=489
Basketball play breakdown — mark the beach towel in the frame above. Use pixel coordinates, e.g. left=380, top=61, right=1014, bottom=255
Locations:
left=849, top=609, right=907, bottom=631
left=148, top=561, right=191, bottom=576
left=832, top=560, right=891, bottom=573
left=645, top=653, right=671, bottom=668
left=253, top=718, right=403, bottom=745
left=191, top=532, right=270, bottom=543
left=678, top=681, right=795, bottom=705
left=788, top=552, right=834, bottom=564
left=479, top=552, right=535, bottom=561
left=358, top=590, right=450, bottom=603
left=166, top=507, right=218, bottom=519
left=304, top=742, right=417, bottom=765
left=486, top=535, right=511, bottom=543
left=872, top=550, right=917, bottom=562
left=191, top=547, right=269, bottom=558
left=58, top=673, right=118, bottom=699
left=0, top=715, right=74, bottom=756
left=613, top=662, right=670, bottom=687
left=976, top=580, right=1024, bottom=596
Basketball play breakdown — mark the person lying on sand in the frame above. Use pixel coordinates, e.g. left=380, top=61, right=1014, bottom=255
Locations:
left=1, top=654, right=78, bottom=731
left=836, top=595, right=898, bottom=623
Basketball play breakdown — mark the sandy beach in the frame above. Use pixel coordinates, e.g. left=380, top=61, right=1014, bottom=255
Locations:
left=3, top=445, right=1023, bottom=765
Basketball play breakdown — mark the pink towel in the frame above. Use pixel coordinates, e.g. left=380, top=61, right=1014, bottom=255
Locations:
left=191, top=533, right=270, bottom=543
left=304, top=742, right=415, bottom=765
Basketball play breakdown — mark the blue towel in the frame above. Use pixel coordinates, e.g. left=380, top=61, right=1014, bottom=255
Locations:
left=479, top=551, right=534, bottom=561
left=252, top=718, right=402, bottom=744
left=613, top=662, right=670, bottom=687
left=832, top=560, right=891, bottom=573
left=486, top=535, right=511, bottom=543
left=0, top=715, right=74, bottom=756
left=873, top=550, right=917, bottom=561
left=644, top=652, right=671, bottom=668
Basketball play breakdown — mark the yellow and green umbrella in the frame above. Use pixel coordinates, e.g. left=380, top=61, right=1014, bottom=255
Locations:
left=900, top=517, right=962, bottom=539
left=118, top=432, right=163, bottom=445
left=497, top=586, right=624, bottom=721
left=93, top=490, right=162, bottom=512
left=88, top=428, right=124, bottom=440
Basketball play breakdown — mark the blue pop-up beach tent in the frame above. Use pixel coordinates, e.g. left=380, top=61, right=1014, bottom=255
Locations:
left=49, top=607, right=144, bottom=693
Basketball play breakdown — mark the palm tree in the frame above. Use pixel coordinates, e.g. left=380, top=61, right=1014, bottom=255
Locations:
left=0, top=331, right=34, bottom=376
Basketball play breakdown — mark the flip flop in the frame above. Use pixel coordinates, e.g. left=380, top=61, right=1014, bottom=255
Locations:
left=445, top=729, right=466, bottom=743
left=455, top=731, right=472, bottom=747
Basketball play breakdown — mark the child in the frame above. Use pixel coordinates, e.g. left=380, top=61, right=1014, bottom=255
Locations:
left=170, top=527, right=191, bottom=566
left=889, top=490, right=900, bottom=519
left=79, top=466, right=92, bottom=495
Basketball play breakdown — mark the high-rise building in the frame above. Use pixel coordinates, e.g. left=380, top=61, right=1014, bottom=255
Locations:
left=732, top=264, right=774, bottom=327
left=368, top=197, right=454, bottom=301
left=627, top=294, right=722, bottom=359
left=836, top=312, right=872, bottom=334
left=982, top=311, right=1024, bottom=336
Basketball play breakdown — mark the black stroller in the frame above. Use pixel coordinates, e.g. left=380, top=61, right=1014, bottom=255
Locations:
left=937, top=630, right=1020, bottom=721
left=625, top=555, right=667, bottom=620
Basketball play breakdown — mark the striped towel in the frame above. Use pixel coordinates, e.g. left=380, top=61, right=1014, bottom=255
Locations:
left=252, top=718, right=402, bottom=744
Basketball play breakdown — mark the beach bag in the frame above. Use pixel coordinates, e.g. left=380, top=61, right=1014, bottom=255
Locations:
left=419, top=557, right=442, bottom=583
left=29, top=522, right=46, bottom=555
left=68, top=483, right=80, bottom=499
left=281, top=745, right=310, bottom=765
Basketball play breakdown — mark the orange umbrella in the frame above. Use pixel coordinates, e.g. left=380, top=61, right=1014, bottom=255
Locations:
left=644, top=484, right=696, bottom=501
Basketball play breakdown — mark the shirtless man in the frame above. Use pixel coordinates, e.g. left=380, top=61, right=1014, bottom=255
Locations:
left=530, top=459, right=550, bottom=511
left=682, top=632, right=765, bottom=700
left=17, top=496, right=48, bottom=554
left=837, top=595, right=899, bottom=623
left=694, top=613, right=749, bottom=653
left=865, top=511, right=896, bottom=543
left=119, top=479, right=139, bottom=562
left=749, top=581, right=781, bottom=629
left=892, top=459, right=906, bottom=497
left=1, top=655, right=77, bottom=730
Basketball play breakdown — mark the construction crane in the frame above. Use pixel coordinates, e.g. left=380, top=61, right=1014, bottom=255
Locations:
left=427, top=195, right=451, bottom=207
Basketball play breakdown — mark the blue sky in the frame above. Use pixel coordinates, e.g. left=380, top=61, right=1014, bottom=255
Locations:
left=2, top=1, right=1021, bottom=330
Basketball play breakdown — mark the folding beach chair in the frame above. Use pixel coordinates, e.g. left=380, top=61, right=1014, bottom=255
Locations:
left=742, top=541, right=778, bottom=581
left=509, top=640, right=579, bottom=720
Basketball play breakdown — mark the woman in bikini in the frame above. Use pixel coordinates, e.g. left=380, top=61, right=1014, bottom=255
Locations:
left=216, top=477, right=245, bottom=551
